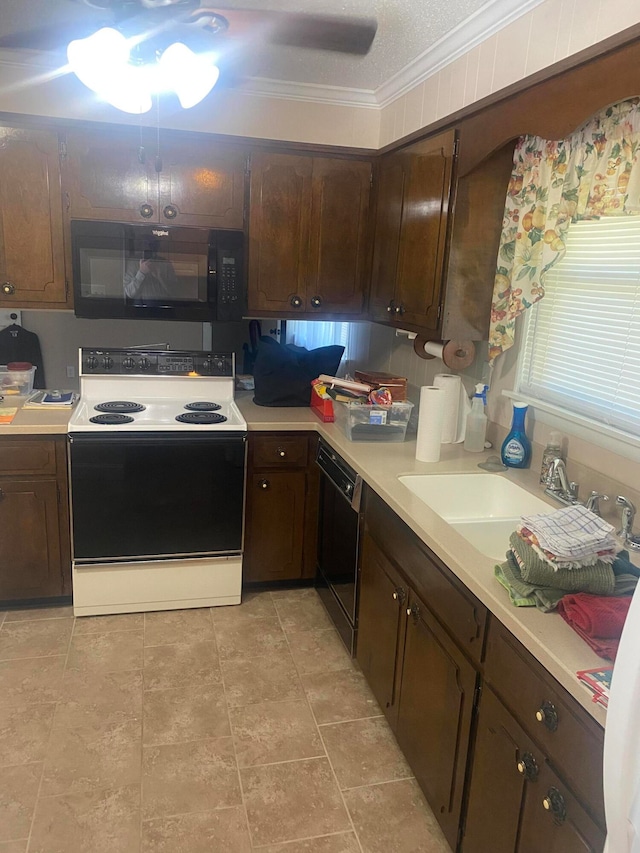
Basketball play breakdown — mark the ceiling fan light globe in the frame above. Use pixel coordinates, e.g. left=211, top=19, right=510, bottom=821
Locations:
left=104, top=65, right=154, bottom=114
left=159, top=41, right=219, bottom=108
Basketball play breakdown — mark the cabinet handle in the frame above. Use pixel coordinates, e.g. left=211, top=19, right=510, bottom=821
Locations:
left=139, top=203, right=154, bottom=219
left=276, top=448, right=287, bottom=459
left=535, top=700, right=559, bottom=732
left=516, top=752, right=539, bottom=782
left=163, top=204, right=178, bottom=220
left=406, top=603, right=421, bottom=621
left=1, top=282, right=15, bottom=295
left=394, top=304, right=404, bottom=315
left=392, top=587, right=405, bottom=604
left=290, top=295, right=303, bottom=308
left=258, top=479, right=270, bottom=490
left=542, top=787, right=566, bottom=825
left=387, top=300, right=395, bottom=314
left=310, top=296, right=322, bottom=308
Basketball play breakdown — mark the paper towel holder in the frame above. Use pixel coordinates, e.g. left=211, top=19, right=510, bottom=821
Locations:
left=413, top=337, right=475, bottom=370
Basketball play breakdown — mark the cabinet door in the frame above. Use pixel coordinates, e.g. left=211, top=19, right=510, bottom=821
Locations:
left=0, top=479, right=64, bottom=600
left=248, top=152, right=313, bottom=314
left=0, top=128, right=67, bottom=306
left=306, top=158, right=371, bottom=315
left=518, top=761, right=605, bottom=853
left=369, top=153, right=405, bottom=320
left=356, top=530, right=407, bottom=729
left=158, top=139, right=246, bottom=228
left=396, top=589, right=477, bottom=851
left=63, top=128, right=157, bottom=223
left=462, top=686, right=529, bottom=853
left=243, top=470, right=306, bottom=582
left=394, top=129, right=456, bottom=330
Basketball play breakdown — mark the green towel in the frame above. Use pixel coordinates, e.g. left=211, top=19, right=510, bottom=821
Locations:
left=510, top=532, right=615, bottom=595
left=494, top=562, right=536, bottom=607
left=496, top=550, right=567, bottom=612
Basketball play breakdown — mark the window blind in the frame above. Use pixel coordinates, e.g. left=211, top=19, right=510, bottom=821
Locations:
left=517, top=217, right=640, bottom=437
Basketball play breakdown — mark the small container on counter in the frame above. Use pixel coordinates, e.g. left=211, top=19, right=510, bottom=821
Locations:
left=334, top=399, right=414, bottom=442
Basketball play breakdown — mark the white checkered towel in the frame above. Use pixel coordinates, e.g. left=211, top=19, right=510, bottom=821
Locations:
left=520, top=504, right=618, bottom=560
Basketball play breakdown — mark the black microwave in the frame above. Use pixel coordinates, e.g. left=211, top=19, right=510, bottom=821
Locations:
left=71, top=220, right=245, bottom=322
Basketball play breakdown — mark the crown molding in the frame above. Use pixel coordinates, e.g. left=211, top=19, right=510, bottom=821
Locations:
left=238, top=77, right=378, bottom=109
left=374, top=0, right=544, bottom=107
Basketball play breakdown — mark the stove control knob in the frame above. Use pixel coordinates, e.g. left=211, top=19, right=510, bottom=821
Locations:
left=102, top=356, right=113, bottom=370
left=214, top=359, right=224, bottom=371
left=86, top=356, right=99, bottom=370
left=122, top=356, right=135, bottom=370
left=139, top=358, right=150, bottom=371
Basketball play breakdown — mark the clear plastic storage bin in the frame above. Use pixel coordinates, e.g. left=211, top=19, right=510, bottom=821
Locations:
left=334, top=400, right=414, bottom=441
left=0, top=364, right=36, bottom=397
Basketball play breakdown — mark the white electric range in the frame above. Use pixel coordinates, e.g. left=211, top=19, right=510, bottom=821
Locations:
left=68, top=348, right=247, bottom=617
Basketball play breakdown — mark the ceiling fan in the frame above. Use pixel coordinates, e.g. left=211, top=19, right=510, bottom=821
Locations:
left=0, top=0, right=377, bottom=113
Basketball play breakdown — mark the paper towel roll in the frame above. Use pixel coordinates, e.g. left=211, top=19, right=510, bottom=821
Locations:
left=433, top=374, right=461, bottom=444
left=424, top=341, right=445, bottom=359
left=415, top=386, right=445, bottom=463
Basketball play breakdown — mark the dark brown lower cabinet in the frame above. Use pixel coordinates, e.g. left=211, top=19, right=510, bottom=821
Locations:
left=0, top=436, right=71, bottom=602
left=397, top=592, right=478, bottom=849
left=243, top=431, right=319, bottom=583
left=463, top=686, right=605, bottom=853
left=357, top=488, right=486, bottom=851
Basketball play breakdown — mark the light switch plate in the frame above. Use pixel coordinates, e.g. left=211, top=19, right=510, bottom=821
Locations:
left=0, top=309, right=21, bottom=329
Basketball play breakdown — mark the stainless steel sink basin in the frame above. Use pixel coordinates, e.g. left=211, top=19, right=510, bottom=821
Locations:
left=398, top=473, right=552, bottom=560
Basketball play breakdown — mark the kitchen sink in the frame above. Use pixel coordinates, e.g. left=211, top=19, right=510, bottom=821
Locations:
left=398, top=473, right=552, bottom=560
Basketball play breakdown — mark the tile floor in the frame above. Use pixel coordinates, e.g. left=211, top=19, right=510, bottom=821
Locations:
left=0, top=589, right=452, bottom=853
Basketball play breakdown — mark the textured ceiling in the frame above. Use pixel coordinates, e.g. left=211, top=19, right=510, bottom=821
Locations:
left=0, top=0, right=493, bottom=90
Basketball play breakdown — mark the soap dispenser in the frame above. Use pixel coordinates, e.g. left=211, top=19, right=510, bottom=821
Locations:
left=464, top=384, right=488, bottom=453
left=501, top=402, right=532, bottom=468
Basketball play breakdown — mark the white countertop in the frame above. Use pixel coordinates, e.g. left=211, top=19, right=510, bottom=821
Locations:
left=1, top=391, right=613, bottom=725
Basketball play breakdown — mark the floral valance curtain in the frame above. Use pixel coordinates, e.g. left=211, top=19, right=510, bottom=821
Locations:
left=489, top=98, right=640, bottom=362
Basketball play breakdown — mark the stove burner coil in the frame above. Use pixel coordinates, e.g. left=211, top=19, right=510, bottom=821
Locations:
left=184, top=402, right=222, bottom=411
left=89, top=414, right=136, bottom=425
left=175, top=412, right=228, bottom=425
left=94, top=401, right=146, bottom=413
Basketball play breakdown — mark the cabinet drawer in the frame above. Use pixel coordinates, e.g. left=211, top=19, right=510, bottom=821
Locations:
left=0, top=439, right=58, bottom=476
left=251, top=434, right=309, bottom=468
left=484, top=618, right=605, bottom=828
left=365, top=489, right=487, bottom=663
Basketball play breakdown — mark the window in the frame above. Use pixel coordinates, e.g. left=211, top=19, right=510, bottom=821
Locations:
left=517, top=217, right=640, bottom=439
left=285, top=320, right=368, bottom=374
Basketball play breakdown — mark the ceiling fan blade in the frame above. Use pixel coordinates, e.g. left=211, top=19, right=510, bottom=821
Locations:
left=193, top=8, right=377, bottom=55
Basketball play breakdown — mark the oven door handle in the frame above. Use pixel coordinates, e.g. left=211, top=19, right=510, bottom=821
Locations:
left=69, top=432, right=247, bottom=447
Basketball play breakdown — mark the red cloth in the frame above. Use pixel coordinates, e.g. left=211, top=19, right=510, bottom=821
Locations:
left=558, top=593, right=632, bottom=661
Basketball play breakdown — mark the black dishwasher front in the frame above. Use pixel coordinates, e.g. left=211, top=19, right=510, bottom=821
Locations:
left=315, top=439, right=362, bottom=655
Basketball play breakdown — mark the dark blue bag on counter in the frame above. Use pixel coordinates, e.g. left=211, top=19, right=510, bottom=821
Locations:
left=253, top=337, right=344, bottom=407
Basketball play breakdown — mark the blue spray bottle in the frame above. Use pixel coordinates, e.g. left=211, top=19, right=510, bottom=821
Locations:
left=501, top=402, right=532, bottom=468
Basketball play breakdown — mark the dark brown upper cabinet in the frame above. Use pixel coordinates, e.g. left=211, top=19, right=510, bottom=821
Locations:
left=248, top=151, right=372, bottom=318
left=0, top=127, right=68, bottom=308
left=62, top=127, right=245, bottom=229
left=370, top=129, right=456, bottom=333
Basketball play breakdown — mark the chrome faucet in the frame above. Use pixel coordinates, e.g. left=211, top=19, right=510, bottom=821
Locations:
left=585, top=491, right=609, bottom=516
left=544, top=458, right=580, bottom=506
left=616, top=496, right=640, bottom=550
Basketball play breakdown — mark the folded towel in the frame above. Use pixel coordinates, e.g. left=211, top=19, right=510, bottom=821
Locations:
left=557, top=593, right=632, bottom=661
left=612, top=550, right=640, bottom=578
left=520, top=504, right=618, bottom=560
left=518, top=526, right=617, bottom=569
left=510, top=532, right=616, bottom=595
left=496, top=551, right=566, bottom=612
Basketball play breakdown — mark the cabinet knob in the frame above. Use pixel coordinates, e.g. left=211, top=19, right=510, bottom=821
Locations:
left=392, top=587, right=406, bottom=604
left=139, top=203, right=154, bottom=219
left=277, top=448, right=287, bottom=459
left=394, top=304, right=404, bottom=315
left=406, top=606, right=412, bottom=616
left=535, top=700, right=559, bottom=732
left=163, top=204, right=178, bottom=220
left=542, top=788, right=566, bottom=824
left=310, top=296, right=322, bottom=308
left=387, top=300, right=395, bottom=314
left=0, top=487, right=3, bottom=500
left=516, top=752, right=539, bottom=781
left=259, top=479, right=270, bottom=490
left=290, top=295, right=303, bottom=308
left=1, top=282, right=15, bottom=295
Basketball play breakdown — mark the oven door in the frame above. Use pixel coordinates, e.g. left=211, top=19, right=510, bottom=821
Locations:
left=69, top=432, right=246, bottom=563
